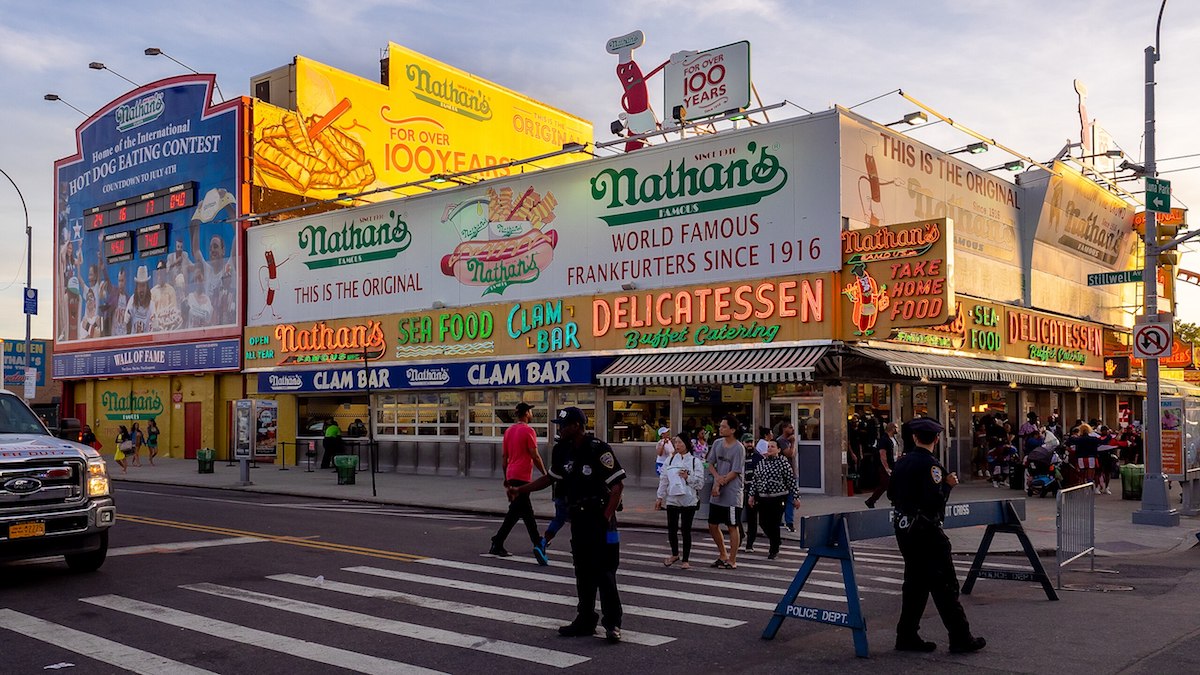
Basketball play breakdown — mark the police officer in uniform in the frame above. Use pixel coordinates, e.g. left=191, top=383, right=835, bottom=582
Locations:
left=509, top=407, right=626, bottom=643
left=887, top=417, right=986, bottom=654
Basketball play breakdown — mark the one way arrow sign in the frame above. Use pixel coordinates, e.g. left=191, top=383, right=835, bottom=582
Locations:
left=1147, top=177, right=1172, bottom=214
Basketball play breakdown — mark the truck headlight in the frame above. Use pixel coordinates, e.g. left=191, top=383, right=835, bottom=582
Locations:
left=87, top=459, right=110, bottom=496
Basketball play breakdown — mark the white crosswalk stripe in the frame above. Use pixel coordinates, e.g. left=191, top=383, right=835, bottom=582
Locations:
left=530, top=548, right=902, bottom=595
left=415, top=557, right=840, bottom=607
left=0, top=609, right=218, bottom=675
left=182, top=582, right=588, bottom=668
left=345, top=565, right=745, bottom=627
left=80, top=594, right=446, bottom=675
left=266, top=572, right=674, bottom=646
left=5, top=531, right=950, bottom=673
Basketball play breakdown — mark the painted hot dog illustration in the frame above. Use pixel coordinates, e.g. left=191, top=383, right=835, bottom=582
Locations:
left=441, top=228, right=558, bottom=281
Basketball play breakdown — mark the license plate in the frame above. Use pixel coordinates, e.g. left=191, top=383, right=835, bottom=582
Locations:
left=8, top=522, right=45, bottom=539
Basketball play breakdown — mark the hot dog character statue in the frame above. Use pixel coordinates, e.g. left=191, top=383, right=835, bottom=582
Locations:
left=606, top=30, right=663, bottom=152
left=843, top=263, right=890, bottom=336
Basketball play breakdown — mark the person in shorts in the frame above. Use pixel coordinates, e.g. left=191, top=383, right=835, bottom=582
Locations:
left=706, top=414, right=745, bottom=569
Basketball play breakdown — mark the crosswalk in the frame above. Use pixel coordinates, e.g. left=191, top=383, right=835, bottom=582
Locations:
left=0, top=535, right=945, bottom=673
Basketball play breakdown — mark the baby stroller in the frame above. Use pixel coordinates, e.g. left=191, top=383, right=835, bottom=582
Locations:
left=1024, top=445, right=1060, bottom=497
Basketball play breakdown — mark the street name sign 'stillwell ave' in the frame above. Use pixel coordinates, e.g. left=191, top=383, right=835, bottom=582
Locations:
left=1087, top=270, right=1144, bottom=286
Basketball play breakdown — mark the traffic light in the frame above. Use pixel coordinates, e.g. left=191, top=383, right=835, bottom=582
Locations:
left=1158, top=222, right=1181, bottom=266
left=1104, top=355, right=1130, bottom=380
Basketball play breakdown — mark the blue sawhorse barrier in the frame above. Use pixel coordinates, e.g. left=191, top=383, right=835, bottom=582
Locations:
left=762, top=499, right=1054, bottom=658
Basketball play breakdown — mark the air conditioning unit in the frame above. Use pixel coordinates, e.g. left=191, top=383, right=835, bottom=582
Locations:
left=249, top=63, right=297, bottom=110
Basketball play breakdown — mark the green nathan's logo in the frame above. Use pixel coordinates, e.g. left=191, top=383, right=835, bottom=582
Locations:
left=115, top=92, right=165, bottom=132
left=589, top=141, right=788, bottom=227
left=298, top=210, right=413, bottom=270
left=405, top=63, right=492, bottom=122
left=102, top=390, right=164, bottom=421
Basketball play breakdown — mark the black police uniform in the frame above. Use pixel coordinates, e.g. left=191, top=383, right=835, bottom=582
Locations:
left=887, top=418, right=980, bottom=651
left=548, top=434, right=625, bottom=632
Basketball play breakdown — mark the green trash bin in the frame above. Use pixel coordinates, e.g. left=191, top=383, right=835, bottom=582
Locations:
left=1120, top=463, right=1145, bottom=500
left=197, top=448, right=215, bottom=474
left=334, top=455, right=358, bottom=485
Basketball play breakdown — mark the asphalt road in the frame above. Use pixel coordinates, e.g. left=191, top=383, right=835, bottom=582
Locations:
left=2, top=485, right=1199, bottom=674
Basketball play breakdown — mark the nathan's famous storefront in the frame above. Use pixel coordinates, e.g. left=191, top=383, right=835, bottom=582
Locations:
left=52, top=75, right=245, bottom=458
left=245, top=273, right=836, bottom=490
left=838, top=298, right=1140, bottom=482
left=242, top=107, right=1150, bottom=494
left=243, top=112, right=854, bottom=489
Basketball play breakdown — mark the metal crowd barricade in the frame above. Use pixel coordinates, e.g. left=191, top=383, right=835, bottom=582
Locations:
left=762, top=498, right=1055, bottom=658
left=1055, top=481, right=1096, bottom=588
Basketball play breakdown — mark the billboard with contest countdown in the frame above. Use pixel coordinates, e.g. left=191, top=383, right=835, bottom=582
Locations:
left=53, top=75, right=243, bottom=371
left=247, top=112, right=842, bottom=327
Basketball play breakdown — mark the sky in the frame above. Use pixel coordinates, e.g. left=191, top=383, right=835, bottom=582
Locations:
left=2, top=0, right=1200, bottom=342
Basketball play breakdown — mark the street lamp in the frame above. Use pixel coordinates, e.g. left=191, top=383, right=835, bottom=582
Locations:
left=88, top=62, right=140, bottom=88
left=1133, top=0, right=1180, bottom=527
left=144, top=47, right=225, bottom=102
left=0, top=168, right=33, bottom=401
left=43, top=94, right=86, bottom=116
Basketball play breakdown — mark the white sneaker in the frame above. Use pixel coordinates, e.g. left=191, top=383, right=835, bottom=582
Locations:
left=1105, top=487, right=1112, bottom=495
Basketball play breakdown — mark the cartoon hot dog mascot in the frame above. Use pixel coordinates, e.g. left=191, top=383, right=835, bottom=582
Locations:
left=842, top=263, right=890, bottom=336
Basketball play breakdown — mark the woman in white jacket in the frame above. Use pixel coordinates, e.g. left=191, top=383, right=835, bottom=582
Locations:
left=655, top=432, right=706, bottom=569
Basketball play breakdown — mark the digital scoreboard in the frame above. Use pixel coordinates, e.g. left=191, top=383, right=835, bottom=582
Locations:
left=84, top=182, right=195, bottom=231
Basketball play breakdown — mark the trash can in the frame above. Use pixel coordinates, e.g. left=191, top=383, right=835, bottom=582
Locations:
left=1121, top=463, right=1145, bottom=500
left=197, top=448, right=215, bottom=474
left=334, top=455, right=358, bottom=485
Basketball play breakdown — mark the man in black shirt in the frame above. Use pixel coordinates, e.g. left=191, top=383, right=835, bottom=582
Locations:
left=509, top=407, right=626, bottom=643
left=887, top=417, right=985, bottom=654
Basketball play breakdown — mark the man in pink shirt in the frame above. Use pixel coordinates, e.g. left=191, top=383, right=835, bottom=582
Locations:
left=490, top=402, right=547, bottom=558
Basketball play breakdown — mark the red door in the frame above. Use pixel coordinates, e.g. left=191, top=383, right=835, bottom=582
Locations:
left=74, top=403, right=87, bottom=425
left=184, top=402, right=202, bottom=459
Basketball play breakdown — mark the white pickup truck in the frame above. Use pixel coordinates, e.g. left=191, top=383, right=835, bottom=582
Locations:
left=0, top=390, right=115, bottom=571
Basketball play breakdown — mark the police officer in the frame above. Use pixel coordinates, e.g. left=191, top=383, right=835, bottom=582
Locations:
left=508, top=407, right=625, bottom=643
left=887, top=417, right=986, bottom=654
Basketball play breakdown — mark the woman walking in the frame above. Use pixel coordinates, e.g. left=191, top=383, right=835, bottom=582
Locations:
left=146, top=419, right=160, bottom=465
left=655, top=432, right=705, bottom=569
left=114, top=425, right=131, bottom=474
left=129, top=422, right=144, bottom=467
left=747, top=440, right=801, bottom=559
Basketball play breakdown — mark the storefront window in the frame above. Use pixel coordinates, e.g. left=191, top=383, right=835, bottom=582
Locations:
left=376, top=392, right=461, bottom=437
left=608, top=397, right=670, bottom=444
left=468, top=390, right=548, bottom=438
left=682, top=385, right=752, bottom=439
left=765, top=382, right=821, bottom=398
left=899, top=384, right=933, bottom=419
left=298, top=397, right=368, bottom=436
left=848, top=383, right=891, bottom=460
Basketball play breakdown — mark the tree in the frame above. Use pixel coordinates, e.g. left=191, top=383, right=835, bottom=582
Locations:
left=1174, top=320, right=1200, bottom=346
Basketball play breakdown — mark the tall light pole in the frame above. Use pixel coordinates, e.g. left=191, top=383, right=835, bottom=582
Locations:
left=144, top=48, right=225, bottom=103
left=1133, top=0, right=1180, bottom=527
left=0, top=168, right=33, bottom=400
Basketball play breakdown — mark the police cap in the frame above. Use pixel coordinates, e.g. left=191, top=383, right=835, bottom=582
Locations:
left=903, top=417, right=944, bottom=440
left=553, top=406, right=588, bottom=427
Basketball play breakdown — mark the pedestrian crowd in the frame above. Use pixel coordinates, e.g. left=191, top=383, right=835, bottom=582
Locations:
left=972, top=410, right=1144, bottom=496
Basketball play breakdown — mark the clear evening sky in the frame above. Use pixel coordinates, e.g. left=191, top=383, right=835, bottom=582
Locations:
left=2, top=0, right=1198, bottom=339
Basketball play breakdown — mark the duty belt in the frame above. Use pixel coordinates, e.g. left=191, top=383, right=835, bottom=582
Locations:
left=892, top=510, right=942, bottom=531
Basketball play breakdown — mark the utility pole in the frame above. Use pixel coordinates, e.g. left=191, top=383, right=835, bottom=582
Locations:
left=1133, top=0, right=1180, bottom=527
left=0, top=169, right=32, bottom=401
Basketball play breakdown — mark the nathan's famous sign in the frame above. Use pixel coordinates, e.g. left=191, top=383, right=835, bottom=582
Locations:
left=242, top=273, right=834, bottom=370
left=247, top=114, right=845, bottom=327
left=891, top=297, right=1106, bottom=370
left=252, top=42, right=592, bottom=202
left=840, top=218, right=954, bottom=338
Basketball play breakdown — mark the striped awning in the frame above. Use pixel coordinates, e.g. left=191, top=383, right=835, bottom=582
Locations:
left=597, top=345, right=828, bottom=386
left=851, top=347, right=1136, bottom=391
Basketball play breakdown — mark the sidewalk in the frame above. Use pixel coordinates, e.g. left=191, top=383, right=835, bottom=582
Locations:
left=108, top=457, right=1200, bottom=557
